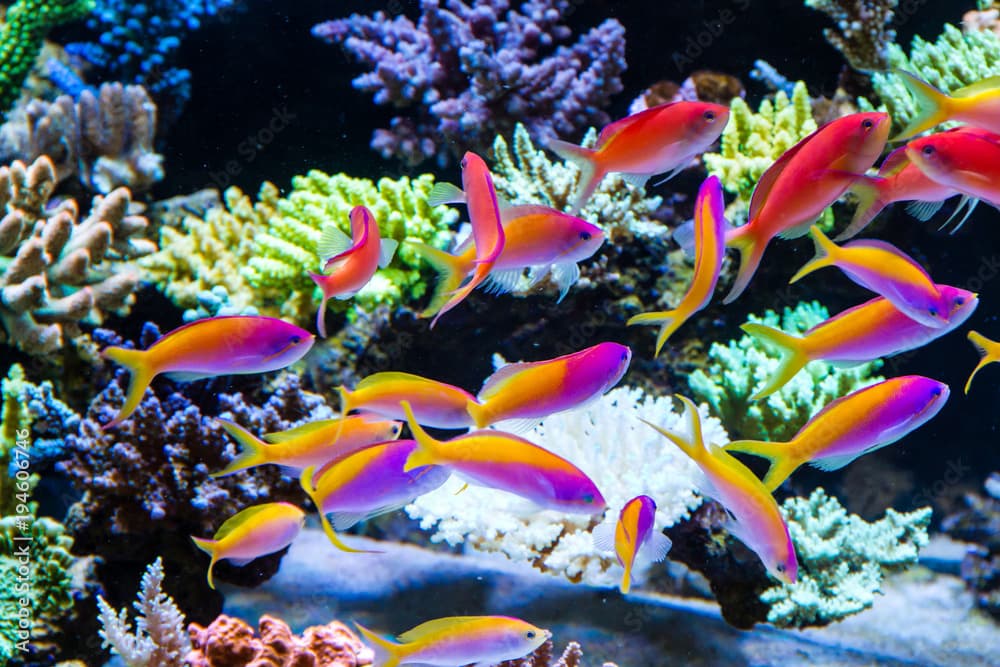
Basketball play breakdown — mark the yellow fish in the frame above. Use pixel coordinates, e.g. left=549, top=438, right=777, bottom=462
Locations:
left=891, top=70, right=1000, bottom=141
left=965, top=330, right=1000, bottom=393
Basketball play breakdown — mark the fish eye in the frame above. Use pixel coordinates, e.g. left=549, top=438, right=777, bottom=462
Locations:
left=526, top=631, right=536, bottom=639
left=776, top=563, right=786, bottom=572
left=954, top=297, right=965, bottom=306
left=290, top=335, right=302, bottom=344
left=582, top=493, right=595, bottom=504
left=928, top=308, right=938, bottom=318
left=862, top=118, right=873, bottom=129
left=931, top=387, right=942, bottom=397
left=460, top=157, right=468, bottom=169
left=703, top=110, right=716, bottom=122
left=580, top=231, right=592, bottom=241
left=922, top=145, right=935, bottom=156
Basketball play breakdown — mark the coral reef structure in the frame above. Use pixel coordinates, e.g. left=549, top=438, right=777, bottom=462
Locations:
left=688, top=301, right=883, bottom=441
left=313, top=0, right=626, bottom=166
left=804, top=0, right=899, bottom=71
left=498, top=640, right=618, bottom=667
left=763, top=488, right=931, bottom=628
left=942, top=473, right=1000, bottom=618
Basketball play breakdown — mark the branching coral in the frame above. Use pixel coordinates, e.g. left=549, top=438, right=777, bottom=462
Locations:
left=805, top=0, right=899, bottom=71
left=407, top=386, right=722, bottom=586
left=313, top=0, right=626, bottom=166
left=499, top=640, right=618, bottom=667
left=0, top=82, right=164, bottom=193
left=97, top=557, right=191, bottom=667
left=762, top=488, right=931, bottom=628
left=0, top=156, right=155, bottom=353
left=688, top=301, right=883, bottom=441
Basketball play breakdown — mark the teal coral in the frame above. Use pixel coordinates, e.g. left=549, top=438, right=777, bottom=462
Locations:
left=0, top=0, right=95, bottom=112
left=763, top=488, right=931, bottom=628
left=688, top=301, right=883, bottom=441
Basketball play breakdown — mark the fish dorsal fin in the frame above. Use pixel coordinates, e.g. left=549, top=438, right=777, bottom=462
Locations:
left=263, top=418, right=342, bottom=443
left=952, top=75, right=1000, bottom=98
left=379, top=238, right=399, bottom=269
left=428, top=182, right=466, bottom=207
left=841, top=238, right=933, bottom=281
left=317, top=224, right=355, bottom=264
left=905, top=200, right=945, bottom=222
left=595, top=102, right=674, bottom=148
left=478, top=361, right=541, bottom=400
left=748, top=125, right=820, bottom=220
left=356, top=371, right=432, bottom=391
left=397, top=617, right=480, bottom=643
left=500, top=204, right=562, bottom=225
left=879, top=146, right=912, bottom=177
left=214, top=504, right=274, bottom=541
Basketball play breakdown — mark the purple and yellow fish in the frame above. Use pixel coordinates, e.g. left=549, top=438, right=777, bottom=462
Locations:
left=725, top=376, right=949, bottom=491
left=466, top=342, right=631, bottom=430
left=212, top=415, right=402, bottom=477
left=628, top=176, right=727, bottom=355
left=592, top=495, right=672, bottom=594
left=402, top=402, right=606, bottom=514
left=742, top=286, right=978, bottom=399
left=965, top=331, right=1000, bottom=393
left=356, top=616, right=550, bottom=667
left=102, top=316, right=314, bottom=428
left=891, top=70, right=1000, bottom=141
left=642, top=396, right=797, bottom=583
left=791, top=227, right=950, bottom=328
left=299, top=439, right=449, bottom=552
left=191, top=502, right=305, bottom=589
left=339, top=371, right=477, bottom=429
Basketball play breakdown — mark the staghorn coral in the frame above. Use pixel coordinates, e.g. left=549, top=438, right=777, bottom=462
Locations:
left=407, top=386, right=721, bottom=587
left=185, top=614, right=374, bottom=667
left=763, top=488, right=931, bottom=628
left=313, top=0, right=625, bottom=166
left=499, top=640, right=618, bottom=667
left=688, top=301, right=884, bottom=441
left=805, top=0, right=899, bottom=71
left=0, top=82, right=164, bottom=193
left=97, top=557, right=191, bottom=667
left=0, top=156, right=155, bottom=354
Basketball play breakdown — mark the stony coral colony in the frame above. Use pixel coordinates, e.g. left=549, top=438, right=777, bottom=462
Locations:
left=2, top=0, right=1000, bottom=665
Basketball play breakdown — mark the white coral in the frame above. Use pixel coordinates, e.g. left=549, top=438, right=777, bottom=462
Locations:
left=406, top=386, right=727, bottom=588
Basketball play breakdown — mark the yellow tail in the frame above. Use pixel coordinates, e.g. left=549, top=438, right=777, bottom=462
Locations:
left=627, top=310, right=684, bottom=356
left=891, top=70, right=954, bottom=141
left=639, top=395, right=707, bottom=463
left=789, top=227, right=839, bottom=284
left=965, top=330, right=999, bottom=394
left=190, top=536, right=219, bottom=590
left=838, top=176, right=889, bottom=241
left=407, top=242, right=474, bottom=320
left=299, top=466, right=376, bottom=554
left=723, top=439, right=800, bottom=492
left=547, top=139, right=603, bottom=214
left=620, top=563, right=633, bottom=595
left=723, top=226, right=765, bottom=304
left=740, top=323, right=810, bottom=399
left=400, top=401, right=440, bottom=471
left=354, top=623, right=403, bottom=667
left=465, top=400, right=492, bottom=430
left=213, top=420, right=269, bottom=476
left=101, top=346, right=155, bottom=428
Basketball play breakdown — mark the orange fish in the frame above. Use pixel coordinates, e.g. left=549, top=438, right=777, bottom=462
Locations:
left=723, top=112, right=890, bottom=303
left=549, top=101, right=729, bottom=213
left=592, top=495, right=672, bottom=594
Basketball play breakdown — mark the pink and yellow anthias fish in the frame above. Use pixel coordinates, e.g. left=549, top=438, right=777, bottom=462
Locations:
left=338, top=371, right=477, bottom=429
left=413, top=202, right=604, bottom=311
left=840, top=142, right=976, bottom=240
left=642, top=396, right=797, bottom=583
left=309, top=205, right=398, bottom=337
left=791, top=226, right=951, bottom=328
left=211, top=415, right=402, bottom=476
left=965, top=331, right=1000, bottom=393
left=191, top=502, right=305, bottom=589
left=356, top=616, right=550, bottom=667
left=102, top=316, right=314, bottom=428
left=725, top=376, right=950, bottom=491
left=401, top=402, right=606, bottom=514
left=724, top=112, right=890, bottom=303
left=891, top=70, right=1000, bottom=141
left=548, top=101, right=730, bottom=213
left=905, top=127, right=1000, bottom=212
left=742, top=286, right=978, bottom=399
left=299, top=439, right=449, bottom=553
left=427, top=152, right=505, bottom=327
left=591, top=495, right=672, bottom=594
left=466, top=342, right=631, bottom=430
left=628, top=176, right=726, bottom=355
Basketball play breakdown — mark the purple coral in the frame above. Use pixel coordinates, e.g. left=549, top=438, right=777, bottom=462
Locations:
left=313, top=0, right=626, bottom=166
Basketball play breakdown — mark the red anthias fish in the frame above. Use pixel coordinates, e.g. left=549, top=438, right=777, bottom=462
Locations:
left=905, top=127, right=1000, bottom=214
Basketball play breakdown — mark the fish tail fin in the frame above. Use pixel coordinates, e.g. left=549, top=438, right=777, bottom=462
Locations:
left=627, top=310, right=683, bottom=357
left=639, top=395, right=706, bottom=462
left=740, top=323, right=809, bottom=399
left=299, top=466, right=377, bottom=554
left=400, top=401, right=440, bottom=471
left=620, top=564, right=633, bottom=595
left=100, top=346, right=155, bottom=429
left=408, top=242, right=473, bottom=320
left=837, top=176, right=889, bottom=241
left=309, top=273, right=333, bottom=338
left=891, top=70, right=954, bottom=141
left=789, top=226, right=839, bottom=284
left=212, top=419, right=268, bottom=477
left=465, top=400, right=491, bottom=430
left=965, top=330, right=999, bottom=394
left=548, top=138, right=603, bottom=214
left=190, top=536, right=218, bottom=590
left=722, top=225, right=765, bottom=304
left=354, top=623, right=403, bottom=667
left=723, top=439, right=799, bottom=492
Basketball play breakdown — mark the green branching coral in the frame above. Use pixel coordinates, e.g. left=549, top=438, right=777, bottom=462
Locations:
left=688, top=301, right=883, bottom=441
left=491, top=122, right=663, bottom=240
left=763, top=488, right=931, bottom=628
left=0, top=0, right=94, bottom=113
left=1, top=365, right=38, bottom=517
left=863, top=23, right=1000, bottom=133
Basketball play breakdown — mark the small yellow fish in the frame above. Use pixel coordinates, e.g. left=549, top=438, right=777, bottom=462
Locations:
left=965, top=330, right=1000, bottom=393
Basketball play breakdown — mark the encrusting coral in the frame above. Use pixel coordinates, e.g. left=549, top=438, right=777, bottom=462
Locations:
left=186, top=614, right=374, bottom=667
left=407, top=385, right=720, bottom=586
left=0, top=82, right=164, bottom=193
left=0, top=155, right=155, bottom=354
left=804, top=0, right=899, bottom=71
left=762, top=488, right=931, bottom=628
left=688, top=301, right=883, bottom=441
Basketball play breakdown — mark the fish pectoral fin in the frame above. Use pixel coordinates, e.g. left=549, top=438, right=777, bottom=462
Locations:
left=483, top=268, right=525, bottom=295
left=809, top=451, right=862, bottom=472
left=317, top=224, right=354, bottom=263
left=378, top=238, right=399, bottom=269
left=776, top=215, right=821, bottom=240
left=427, top=181, right=466, bottom=207
left=650, top=164, right=686, bottom=187
left=620, top=172, right=649, bottom=189
left=905, top=199, right=945, bottom=222
left=330, top=512, right=367, bottom=531
left=227, top=557, right=256, bottom=567
left=591, top=519, right=617, bottom=553
left=635, top=531, right=673, bottom=565
left=551, top=261, right=580, bottom=302
left=163, top=370, right=214, bottom=382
